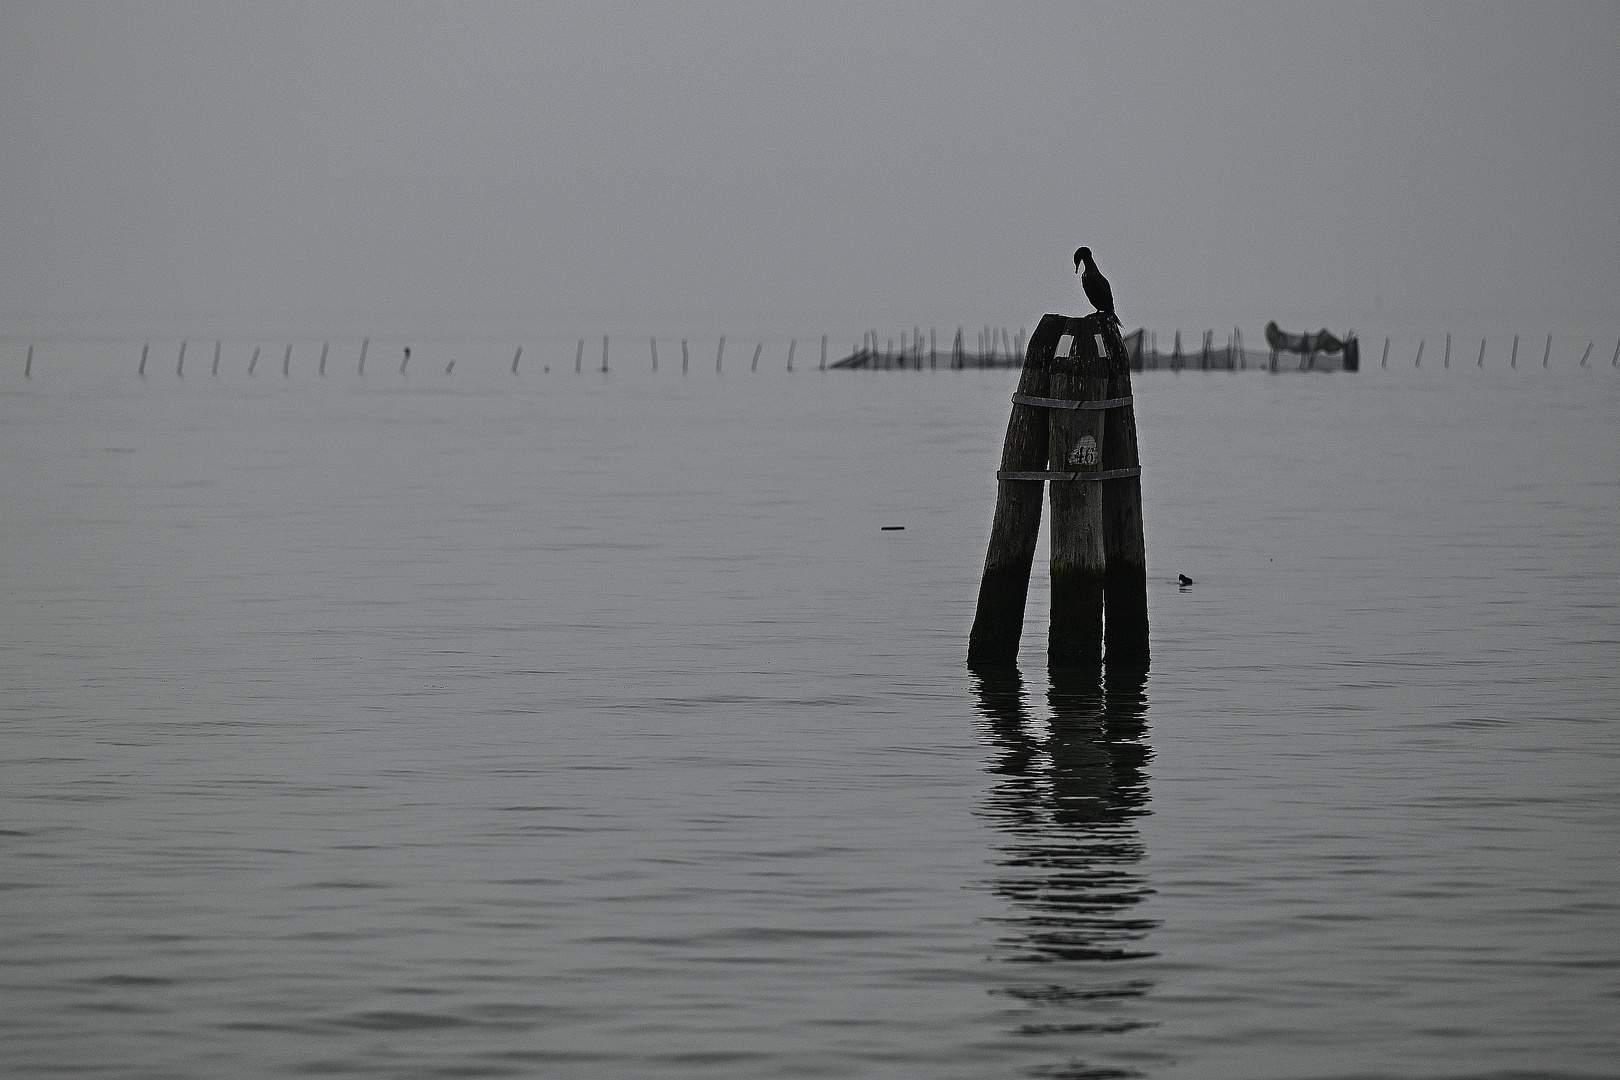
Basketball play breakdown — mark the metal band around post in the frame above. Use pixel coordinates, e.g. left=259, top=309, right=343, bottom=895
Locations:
left=1011, top=393, right=1134, bottom=411
left=996, top=466, right=1143, bottom=483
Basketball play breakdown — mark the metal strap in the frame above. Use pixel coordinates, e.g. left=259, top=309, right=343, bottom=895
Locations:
left=1011, top=393, right=1134, bottom=411
left=997, top=467, right=1142, bottom=482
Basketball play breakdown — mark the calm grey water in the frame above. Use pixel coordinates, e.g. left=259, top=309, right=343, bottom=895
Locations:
left=3, top=357, right=1617, bottom=1079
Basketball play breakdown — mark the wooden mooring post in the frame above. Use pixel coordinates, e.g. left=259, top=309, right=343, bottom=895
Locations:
left=1047, top=325, right=1110, bottom=667
left=968, top=313, right=1148, bottom=671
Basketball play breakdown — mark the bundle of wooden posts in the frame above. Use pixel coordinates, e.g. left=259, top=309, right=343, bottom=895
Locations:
left=969, top=313, right=1148, bottom=673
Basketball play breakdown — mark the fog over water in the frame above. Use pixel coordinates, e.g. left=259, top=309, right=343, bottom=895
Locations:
left=3, top=4, right=1619, bottom=1078
left=3, top=3, right=1618, bottom=338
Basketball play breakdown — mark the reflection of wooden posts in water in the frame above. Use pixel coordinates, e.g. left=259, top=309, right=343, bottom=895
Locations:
left=969, top=665, right=1157, bottom=975
left=969, top=314, right=1148, bottom=671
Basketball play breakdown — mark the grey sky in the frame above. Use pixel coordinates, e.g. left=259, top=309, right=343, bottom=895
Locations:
left=3, top=2, right=1616, bottom=335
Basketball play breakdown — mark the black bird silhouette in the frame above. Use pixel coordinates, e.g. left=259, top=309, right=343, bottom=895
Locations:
left=1074, top=247, right=1119, bottom=326
left=1178, top=574, right=1193, bottom=587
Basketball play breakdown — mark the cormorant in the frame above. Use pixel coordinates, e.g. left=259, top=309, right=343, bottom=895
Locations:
left=1074, top=247, right=1118, bottom=326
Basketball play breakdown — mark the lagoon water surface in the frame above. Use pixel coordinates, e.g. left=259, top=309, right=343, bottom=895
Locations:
left=2, top=358, right=1617, bottom=1078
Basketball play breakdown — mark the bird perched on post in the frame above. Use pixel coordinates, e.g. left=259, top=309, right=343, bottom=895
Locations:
left=1074, top=247, right=1119, bottom=327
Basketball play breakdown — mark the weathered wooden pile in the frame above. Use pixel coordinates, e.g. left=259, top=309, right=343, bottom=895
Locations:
left=968, top=313, right=1148, bottom=673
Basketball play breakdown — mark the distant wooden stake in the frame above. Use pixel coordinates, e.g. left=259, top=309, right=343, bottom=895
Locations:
left=399, top=346, right=408, bottom=375
left=649, top=338, right=656, bottom=372
left=248, top=346, right=259, bottom=376
left=967, top=313, right=1063, bottom=668
left=358, top=337, right=368, bottom=376
left=1543, top=334, right=1551, bottom=368
left=284, top=344, right=292, bottom=377
left=1415, top=340, right=1423, bottom=367
left=930, top=327, right=936, bottom=369
left=319, top=341, right=329, bottom=376
left=446, top=359, right=455, bottom=375
left=140, top=343, right=149, bottom=377
left=212, top=340, right=221, bottom=376
left=1511, top=335, right=1518, bottom=368
left=682, top=339, right=689, bottom=375
left=1579, top=341, right=1593, bottom=367
left=1444, top=333, right=1450, bottom=368
left=1613, top=338, right=1620, bottom=367
left=1478, top=338, right=1486, bottom=367
left=787, top=338, right=796, bottom=372
left=177, top=340, right=185, bottom=378
left=1380, top=338, right=1389, bottom=369
left=717, top=336, right=724, bottom=373
left=575, top=339, right=584, bottom=374
left=24, top=344, right=32, bottom=378
left=1048, top=317, right=1110, bottom=671
left=512, top=346, right=522, bottom=374
left=821, top=334, right=828, bottom=371
left=750, top=341, right=762, bottom=372
left=602, top=335, right=609, bottom=374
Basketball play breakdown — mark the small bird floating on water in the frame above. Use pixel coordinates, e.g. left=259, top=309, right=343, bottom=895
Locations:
left=1178, top=574, right=1194, bottom=587
left=1074, top=247, right=1119, bottom=327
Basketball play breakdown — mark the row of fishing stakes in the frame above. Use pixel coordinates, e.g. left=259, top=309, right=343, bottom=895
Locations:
left=1380, top=335, right=1620, bottom=369
left=569, top=335, right=826, bottom=374
left=123, top=335, right=838, bottom=378
left=969, top=313, right=1149, bottom=674
left=139, top=339, right=370, bottom=377
left=20, top=333, right=1620, bottom=378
